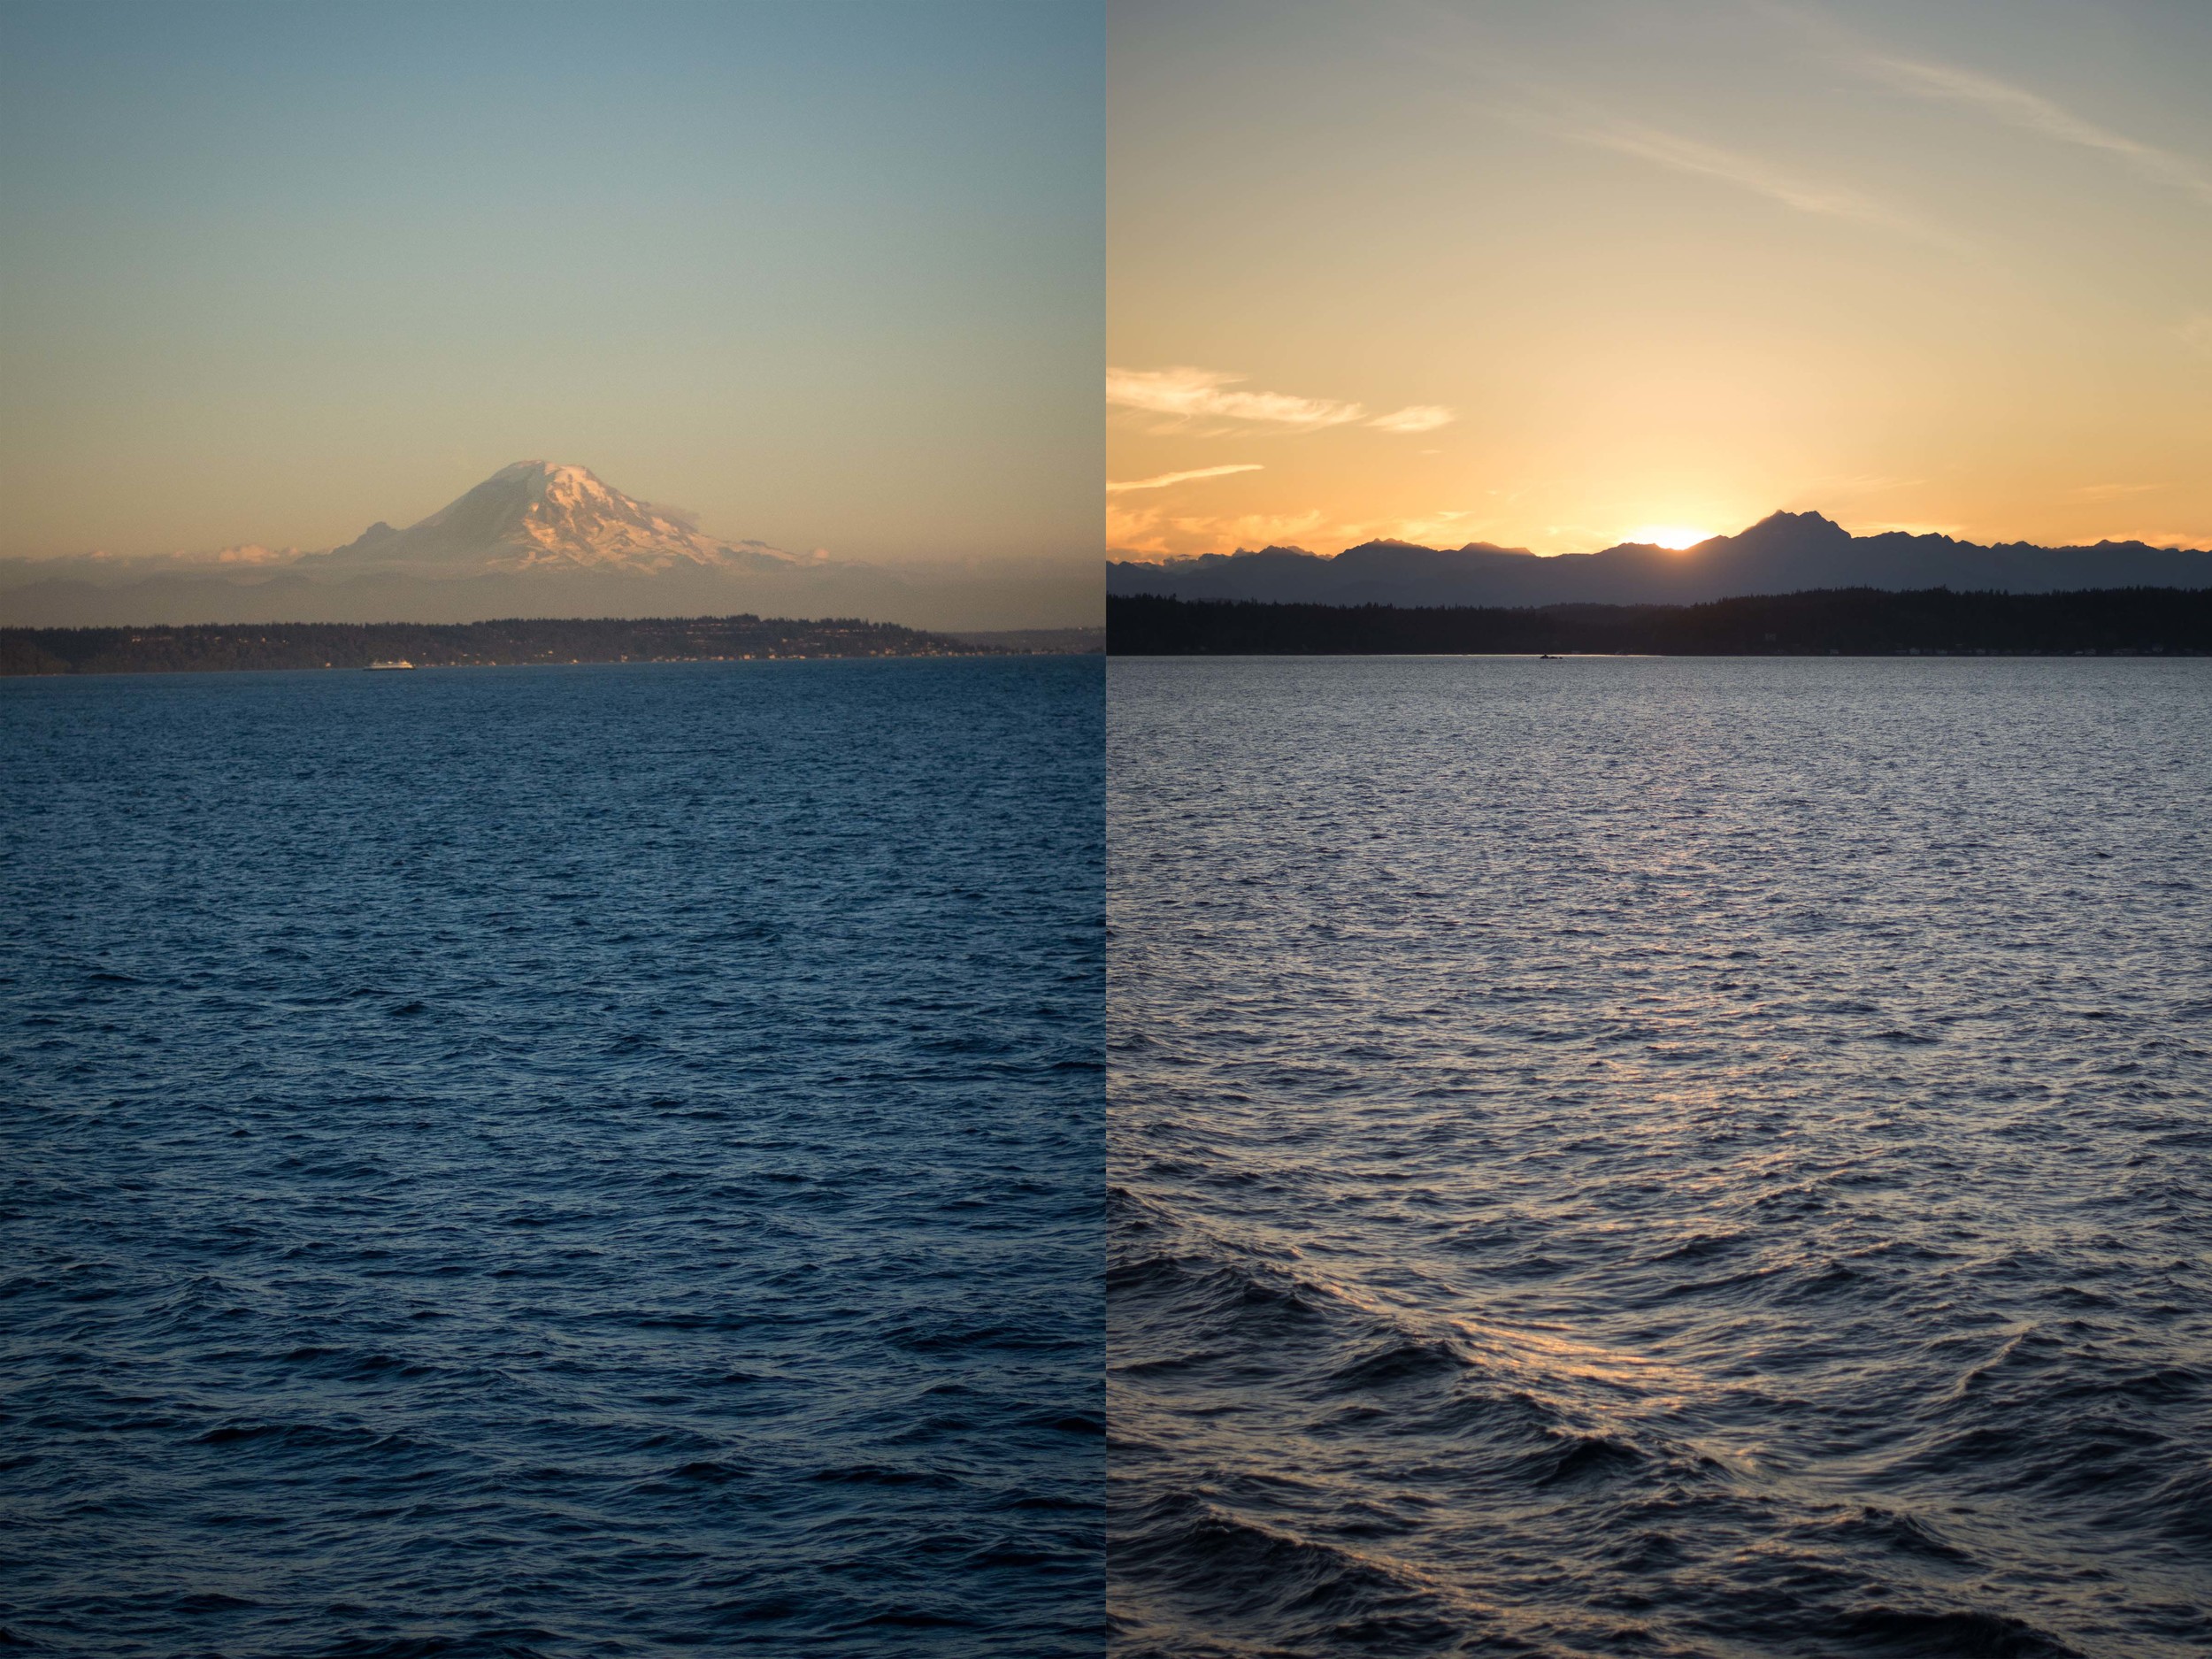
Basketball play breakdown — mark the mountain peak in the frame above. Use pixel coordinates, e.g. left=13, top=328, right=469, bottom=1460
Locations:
left=1741, top=509, right=1846, bottom=536
left=488, top=458, right=611, bottom=494
left=330, top=462, right=798, bottom=576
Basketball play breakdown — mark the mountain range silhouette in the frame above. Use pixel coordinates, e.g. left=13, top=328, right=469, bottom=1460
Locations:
left=1107, top=511, right=2211, bottom=606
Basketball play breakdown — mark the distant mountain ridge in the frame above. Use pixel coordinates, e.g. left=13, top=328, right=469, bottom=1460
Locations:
left=1108, top=511, right=2212, bottom=606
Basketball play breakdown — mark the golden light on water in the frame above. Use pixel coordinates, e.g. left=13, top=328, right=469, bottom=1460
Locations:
left=1629, top=525, right=1717, bottom=550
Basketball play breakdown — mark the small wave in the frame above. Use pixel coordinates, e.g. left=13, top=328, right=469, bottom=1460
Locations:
left=1640, top=1230, right=1747, bottom=1265
left=173, top=1590, right=257, bottom=1611
left=810, top=1464, right=957, bottom=1487
left=1325, top=1336, right=1470, bottom=1390
left=1801, top=1505, right=1977, bottom=1565
left=1532, top=1431, right=1647, bottom=1487
left=1107, top=1249, right=1340, bottom=1332
left=667, top=1459, right=751, bottom=1486
left=847, top=1608, right=981, bottom=1631
left=1834, top=1603, right=2083, bottom=1658
left=2138, top=1457, right=2212, bottom=1545
left=1112, top=1493, right=1486, bottom=1648
left=309, top=1632, right=560, bottom=1659
left=195, top=1422, right=388, bottom=1451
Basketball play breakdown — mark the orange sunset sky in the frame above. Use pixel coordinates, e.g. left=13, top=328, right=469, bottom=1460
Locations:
left=1108, top=0, right=2212, bottom=563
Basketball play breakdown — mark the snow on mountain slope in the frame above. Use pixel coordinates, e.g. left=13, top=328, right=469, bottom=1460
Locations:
left=320, top=462, right=803, bottom=575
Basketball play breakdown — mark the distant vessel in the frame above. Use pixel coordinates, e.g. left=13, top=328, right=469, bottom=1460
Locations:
left=365, top=660, right=415, bottom=671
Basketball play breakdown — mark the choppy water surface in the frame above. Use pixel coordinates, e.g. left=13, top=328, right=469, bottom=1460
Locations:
left=1109, top=657, right=2210, bottom=1659
left=1, top=657, right=1102, bottom=1656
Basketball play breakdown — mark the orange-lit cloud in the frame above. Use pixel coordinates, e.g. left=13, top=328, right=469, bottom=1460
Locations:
left=1367, top=404, right=1457, bottom=434
left=1106, top=464, right=1265, bottom=493
left=1108, top=365, right=1365, bottom=430
left=1107, top=365, right=1455, bottom=436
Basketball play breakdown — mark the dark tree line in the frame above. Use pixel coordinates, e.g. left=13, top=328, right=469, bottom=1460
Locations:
left=1108, top=588, right=2212, bottom=657
left=0, top=615, right=994, bottom=677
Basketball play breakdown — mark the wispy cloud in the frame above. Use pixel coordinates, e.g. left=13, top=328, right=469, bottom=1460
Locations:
left=1107, top=365, right=1455, bottom=434
left=1367, top=404, right=1456, bottom=434
left=1109, top=365, right=1364, bottom=429
left=1868, top=57, right=2212, bottom=209
left=1105, top=465, right=1264, bottom=494
left=2183, top=313, right=2212, bottom=358
left=1543, top=113, right=1962, bottom=249
left=1574, top=121, right=1886, bottom=220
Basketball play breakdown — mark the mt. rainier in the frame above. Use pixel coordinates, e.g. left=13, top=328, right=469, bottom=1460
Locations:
left=320, top=461, right=803, bottom=576
left=0, top=459, right=1090, bottom=630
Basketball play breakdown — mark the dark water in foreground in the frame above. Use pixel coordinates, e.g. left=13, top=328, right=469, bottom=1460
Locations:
left=1109, top=658, right=2210, bottom=1659
left=1, top=657, right=1103, bottom=1656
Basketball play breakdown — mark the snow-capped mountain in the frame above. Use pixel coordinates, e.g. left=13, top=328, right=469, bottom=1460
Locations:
left=319, top=461, right=803, bottom=576
left=0, top=459, right=1094, bottom=630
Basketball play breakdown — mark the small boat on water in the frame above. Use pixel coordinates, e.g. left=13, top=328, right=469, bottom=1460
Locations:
left=365, top=660, right=416, bottom=671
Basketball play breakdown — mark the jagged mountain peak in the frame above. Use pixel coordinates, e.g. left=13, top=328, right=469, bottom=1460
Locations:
left=1736, top=508, right=1847, bottom=540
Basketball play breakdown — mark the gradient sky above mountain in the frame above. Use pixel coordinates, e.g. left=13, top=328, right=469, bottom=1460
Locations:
left=0, top=0, right=1098, bottom=569
left=1109, top=0, right=2212, bottom=561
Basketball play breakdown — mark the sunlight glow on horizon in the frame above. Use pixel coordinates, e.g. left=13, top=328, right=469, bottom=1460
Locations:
left=1628, top=525, right=1719, bottom=550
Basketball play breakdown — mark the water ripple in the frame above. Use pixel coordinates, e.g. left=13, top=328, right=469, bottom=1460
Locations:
left=1, top=657, right=1104, bottom=1656
left=1109, top=657, right=2211, bottom=1659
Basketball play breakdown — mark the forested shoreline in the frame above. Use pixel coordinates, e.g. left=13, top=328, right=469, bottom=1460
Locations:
left=0, top=615, right=994, bottom=676
left=1108, top=588, right=2212, bottom=657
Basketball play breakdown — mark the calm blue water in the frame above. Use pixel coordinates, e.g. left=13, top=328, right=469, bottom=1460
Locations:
left=1110, top=657, right=2211, bottom=1659
left=0, top=657, right=1103, bottom=1657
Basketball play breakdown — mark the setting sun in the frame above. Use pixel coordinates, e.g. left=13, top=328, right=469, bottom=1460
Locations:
left=1629, top=525, right=1717, bottom=550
